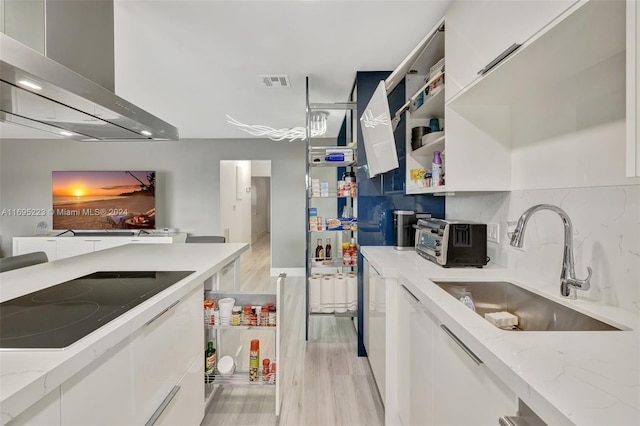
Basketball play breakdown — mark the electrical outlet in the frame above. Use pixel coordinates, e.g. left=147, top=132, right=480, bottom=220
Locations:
left=487, top=223, right=500, bottom=243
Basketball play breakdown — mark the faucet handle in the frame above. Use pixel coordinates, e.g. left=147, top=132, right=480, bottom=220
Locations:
left=568, top=266, right=592, bottom=291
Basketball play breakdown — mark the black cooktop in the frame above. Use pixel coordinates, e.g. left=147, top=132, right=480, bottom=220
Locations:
left=0, top=270, right=194, bottom=349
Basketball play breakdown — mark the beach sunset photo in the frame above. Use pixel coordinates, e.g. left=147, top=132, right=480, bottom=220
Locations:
left=52, top=171, right=156, bottom=230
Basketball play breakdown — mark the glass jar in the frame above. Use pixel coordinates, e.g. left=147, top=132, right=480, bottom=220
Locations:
left=243, top=305, right=253, bottom=326
left=261, top=306, right=270, bottom=326
left=268, top=305, right=276, bottom=326
left=231, top=306, right=241, bottom=326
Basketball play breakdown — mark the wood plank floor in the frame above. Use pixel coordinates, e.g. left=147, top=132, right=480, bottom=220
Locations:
left=201, top=235, right=384, bottom=426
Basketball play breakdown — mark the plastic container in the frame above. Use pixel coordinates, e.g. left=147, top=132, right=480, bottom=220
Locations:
left=432, top=150, right=442, bottom=187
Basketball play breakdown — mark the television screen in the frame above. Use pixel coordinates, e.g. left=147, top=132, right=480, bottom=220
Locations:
left=360, top=80, right=400, bottom=178
left=52, top=171, right=156, bottom=230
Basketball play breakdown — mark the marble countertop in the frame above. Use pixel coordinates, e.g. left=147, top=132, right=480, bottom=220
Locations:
left=361, top=246, right=640, bottom=426
left=0, top=242, right=248, bottom=425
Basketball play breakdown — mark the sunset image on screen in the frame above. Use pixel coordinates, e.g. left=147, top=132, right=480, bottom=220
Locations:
left=52, top=171, right=156, bottom=230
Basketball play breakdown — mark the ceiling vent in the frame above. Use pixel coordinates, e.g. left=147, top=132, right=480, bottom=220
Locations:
left=259, top=75, right=291, bottom=88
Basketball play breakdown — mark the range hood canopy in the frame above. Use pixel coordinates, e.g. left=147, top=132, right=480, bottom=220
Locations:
left=0, top=34, right=179, bottom=141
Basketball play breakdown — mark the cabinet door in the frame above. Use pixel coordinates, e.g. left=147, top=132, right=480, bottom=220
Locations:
left=367, top=265, right=386, bottom=403
left=56, top=239, right=94, bottom=259
left=153, top=354, right=205, bottom=426
left=432, top=321, right=517, bottom=425
left=445, top=0, right=578, bottom=101
left=60, top=337, right=134, bottom=425
left=13, top=238, right=57, bottom=260
left=130, top=285, right=203, bottom=425
left=409, top=303, right=434, bottom=426
left=93, top=238, right=130, bottom=252
left=395, top=284, right=419, bottom=425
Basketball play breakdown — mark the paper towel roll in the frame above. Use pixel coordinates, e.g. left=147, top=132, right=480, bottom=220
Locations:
left=334, top=275, right=348, bottom=313
left=309, top=276, right=322, bottom=313
left=321, top=275, right=335, bottom=313
left=346, top=274, right=357, bottom=311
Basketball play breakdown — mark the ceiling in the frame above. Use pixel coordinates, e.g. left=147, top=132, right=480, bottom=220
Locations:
left=1, top=0, right=452, bottom=141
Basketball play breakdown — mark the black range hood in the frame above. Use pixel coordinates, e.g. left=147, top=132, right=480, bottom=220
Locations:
left=0, top=33, right=179, bottom=142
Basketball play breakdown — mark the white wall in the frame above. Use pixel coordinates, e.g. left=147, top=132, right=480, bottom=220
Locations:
left=0, top=138, right=306, bottom=269
left=251, top=160, right=271, bottom=177
left=220, top=160, right=252, bottom=244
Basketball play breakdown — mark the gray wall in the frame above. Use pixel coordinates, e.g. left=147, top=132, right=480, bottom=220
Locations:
left=0, top=138, right=306, bottom=268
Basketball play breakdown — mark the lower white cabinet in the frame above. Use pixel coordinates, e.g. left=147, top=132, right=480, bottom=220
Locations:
left=363, top=258, right=386, bottom=404
left=13, top=235, right=183, bottom=260
left=59, top=284, right=203, bottom=425
left=393, top=280, right=517, bottom=426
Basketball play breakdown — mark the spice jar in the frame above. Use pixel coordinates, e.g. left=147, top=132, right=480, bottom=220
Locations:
left=261, top=306, right=270, bottom=326
left=231, top=306, right=241, bottom=326
left=262, top=358, right=270, bottom=381
left=243, top=305, right=253, bottom=326
left=268, top=305, right=276, bottom=326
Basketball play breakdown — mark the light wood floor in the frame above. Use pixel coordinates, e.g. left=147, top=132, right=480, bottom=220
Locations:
left=201, top=235, right=384, bottom=426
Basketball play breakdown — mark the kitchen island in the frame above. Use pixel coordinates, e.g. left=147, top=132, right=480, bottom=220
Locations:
left=0, top=242, right=248, bottom=425
left=362, top=246, right=640, bottom=426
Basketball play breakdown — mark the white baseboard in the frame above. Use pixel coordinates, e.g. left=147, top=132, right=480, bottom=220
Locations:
left=271, top=267, right=306, bottom=277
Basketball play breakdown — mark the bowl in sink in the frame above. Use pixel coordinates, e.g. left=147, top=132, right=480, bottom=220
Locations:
left=432, top=280, right=622, bottom=331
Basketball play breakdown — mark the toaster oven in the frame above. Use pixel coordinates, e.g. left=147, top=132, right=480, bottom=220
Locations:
left=415, top=218, right=488, bottom=268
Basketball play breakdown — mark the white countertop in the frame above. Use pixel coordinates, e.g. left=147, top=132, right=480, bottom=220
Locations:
left=361, top=246, right=640, bottom=426
left=0, top=243, right=248, bottom=425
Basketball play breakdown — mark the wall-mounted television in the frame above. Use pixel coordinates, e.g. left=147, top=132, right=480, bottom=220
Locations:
left=360, top=80, right=400, bottom=178
left=52, top=171, right=156, bottom=231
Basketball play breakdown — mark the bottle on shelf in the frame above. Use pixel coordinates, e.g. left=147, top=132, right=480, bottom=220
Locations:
left=432, top=150, right=442, bottom=187
left=249, top=339, right=260, bottom=382
left=205, top=341, right=216, bottom=383
left=342, top=242, right=350, bottom=265
left=325, top=238, right=332, bottom=259
left=315, top=238, right=324, bottom=261
left=349, top=238, right=358, bottom=266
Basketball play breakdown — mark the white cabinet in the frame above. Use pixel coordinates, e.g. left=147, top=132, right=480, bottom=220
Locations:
left=391, top=280, right=516, bottom=426
left=445, top=0, right=579, bottom=102
left=364, top=259, right=386, bottom=404
left=153, top=355, right=204, bottom=426
left=628, top=0, right=640, bottom=177
left=130, top=286, right=203, bottom=424
left=13, top=235, right=182, bottom=260
left=59, top=285, right=203, bottom=426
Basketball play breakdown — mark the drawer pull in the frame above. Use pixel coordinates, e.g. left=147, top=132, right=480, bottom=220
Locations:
left=440, top=324, right=483, bottom=365
left=145, top=300, right=180, bottom=326
left=477, top=43, right=522, bottom=75
left=400, top=284, right=419, bottom=302
left=145, top=385, right=181, bottom=426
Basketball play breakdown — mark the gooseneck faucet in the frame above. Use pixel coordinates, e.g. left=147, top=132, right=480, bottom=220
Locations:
left=509, top=204, right=592, bottom=299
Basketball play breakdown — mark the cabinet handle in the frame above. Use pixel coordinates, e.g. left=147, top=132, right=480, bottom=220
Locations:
left=477, top=43, right=522, bottom=75
left=440, top=324, right=483, bottom=365
left=145, top=300, right=180, bottom=326
left=144, top=385, right=181, bottom=426
left=400, top=284, right=419, bottom=302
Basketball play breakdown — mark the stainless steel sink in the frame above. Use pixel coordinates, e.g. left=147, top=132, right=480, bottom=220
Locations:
left=432, top=281, right=622, bottom=331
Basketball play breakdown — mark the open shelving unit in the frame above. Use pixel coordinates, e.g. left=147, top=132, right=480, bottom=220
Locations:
left=304, top=76, right=358, bottom=340
left=203, top=274, right=284, bottom=416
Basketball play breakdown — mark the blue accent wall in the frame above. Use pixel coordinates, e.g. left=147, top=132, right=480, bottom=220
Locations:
left=355, top=71, right=445, bottom=356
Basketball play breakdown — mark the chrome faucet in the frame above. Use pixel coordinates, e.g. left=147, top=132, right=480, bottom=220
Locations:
left=509, top=204, right=592, bottom=299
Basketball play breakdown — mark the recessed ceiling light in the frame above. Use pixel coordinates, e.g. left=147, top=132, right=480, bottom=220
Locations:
left=18, top=79, right=42, bottom=90
left=141, top=130, right=152, bottom=136
left=60, top=131, right=74, bottom=136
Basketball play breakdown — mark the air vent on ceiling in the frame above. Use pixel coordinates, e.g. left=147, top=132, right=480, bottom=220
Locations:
left=259, top=75, right=291, bottom=88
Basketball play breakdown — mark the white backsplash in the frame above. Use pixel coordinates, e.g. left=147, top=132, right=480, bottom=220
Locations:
left=446, top=185, right=640, bottom=313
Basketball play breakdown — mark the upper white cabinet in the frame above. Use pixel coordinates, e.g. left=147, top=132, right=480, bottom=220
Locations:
left=628, top=0, right=640, bottom=177
left=445, top=0, right=636, bottom=191
left=445, top=0, right=579, bottom=102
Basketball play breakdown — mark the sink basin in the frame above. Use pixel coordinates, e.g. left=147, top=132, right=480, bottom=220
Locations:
left=432, top=281, right=622, bottom=331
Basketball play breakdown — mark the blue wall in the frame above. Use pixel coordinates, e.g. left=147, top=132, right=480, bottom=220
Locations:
left=355, top=71, right=445, bottom=356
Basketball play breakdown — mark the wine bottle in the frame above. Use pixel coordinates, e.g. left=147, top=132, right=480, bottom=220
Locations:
left=205, top=341, right=216, bottom=383
left=325, top=238, right=332, bottom=259
left=315, top=238, right=324, bottom=261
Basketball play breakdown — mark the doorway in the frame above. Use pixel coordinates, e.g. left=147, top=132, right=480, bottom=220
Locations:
left=219, top=160, right=272, bottom=292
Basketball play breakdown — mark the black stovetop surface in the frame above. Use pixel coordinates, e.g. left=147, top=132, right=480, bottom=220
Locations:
left=0, top=270, right=194, bottom=349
